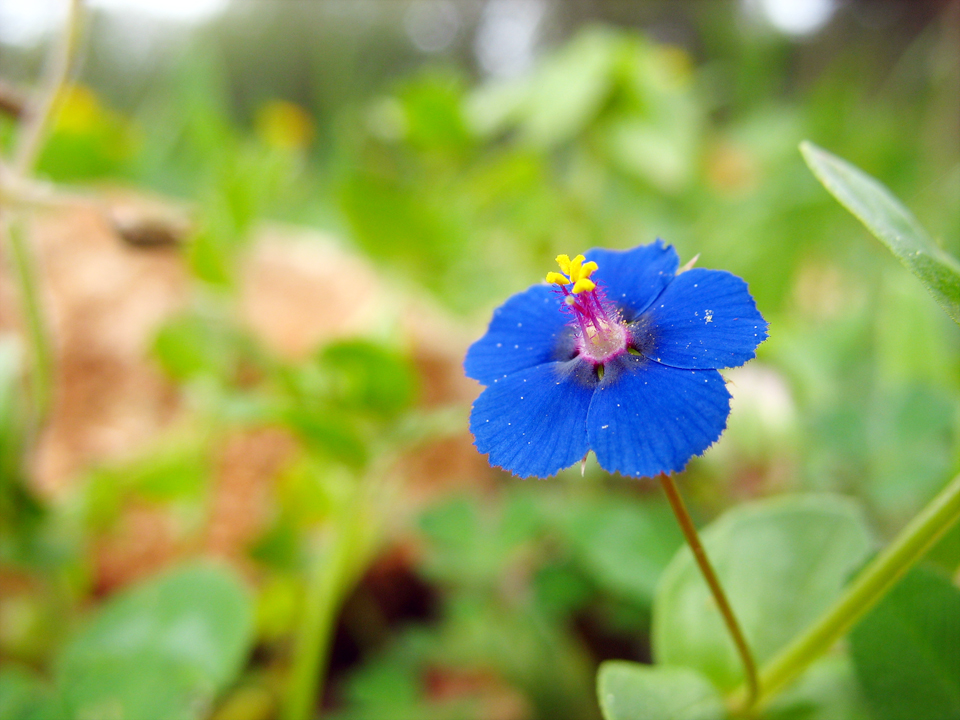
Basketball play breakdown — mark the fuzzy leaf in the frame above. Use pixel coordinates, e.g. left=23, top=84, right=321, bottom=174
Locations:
left=850, top=566, right=960, bottom=720
left=597, top=662, right=724, bottom=720
left=800, top=141, right=960, bottom=324
left=653, top=494, right=873, bottom=691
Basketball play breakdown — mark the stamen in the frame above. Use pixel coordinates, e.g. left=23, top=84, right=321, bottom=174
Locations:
left=547, top=252, right=629, bottom=364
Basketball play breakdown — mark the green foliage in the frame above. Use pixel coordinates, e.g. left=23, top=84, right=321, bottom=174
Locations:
left=79, top=438, right=211, bottom=539
left=275, top=339, right=418, bottom=467
left=318, top=340, right=417, bottom=420
left=597, top=662, right=724, bottom=720
left=0, top=665, right=51, bottom=720
left=35, top=86, right=134, bottom=181
left=760, top=655, right=870, bottom=720
left=54, top=562, right=255, bottom=720
left=850, top=565, right=960, bottom=720
left=652, top=495, right=873, bottom=691
left=801, top=141, right=960, bottom=325
left=3, top=6, right=959, bottom=720
left=562, top=497, right=683, bottom=605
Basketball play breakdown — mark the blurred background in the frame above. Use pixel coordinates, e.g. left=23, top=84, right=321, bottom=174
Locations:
left=1, top=1, right=958, bottom=719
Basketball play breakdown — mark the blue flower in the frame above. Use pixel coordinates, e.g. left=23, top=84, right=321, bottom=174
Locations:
left=465, top=241, right=767, bottom=479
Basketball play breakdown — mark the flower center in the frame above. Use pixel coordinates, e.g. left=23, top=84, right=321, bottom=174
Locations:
left=547, top=254, right=629, bottom=365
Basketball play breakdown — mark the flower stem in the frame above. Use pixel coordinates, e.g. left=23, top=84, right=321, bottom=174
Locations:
left=729, top=472, right=960, bottom=713
left=658, top=474, right=758, bottom=707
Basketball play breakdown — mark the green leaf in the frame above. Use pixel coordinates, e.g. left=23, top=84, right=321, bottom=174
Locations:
left=564, top=497, right=683, bottom=605
left=800, top=141, right=960, bottom=324
left=0, top=665, right=48, bottom=720
left=652, top=495, right=873, bottom=691
left=56, top=561, right=254, bottom=720
left=597, top=662, right=725, bottom=720
left=59, top=656, right=201, bottom=720
left=418, top=492, right=542, bottom=588
left=153, top=314, right=235, bottom=382
left=761, top=655, right=871, bottom=720
left=319, top=340, right=417, bottom=420
left=467, top=28, right=617, bottom=146
left=849, top=565, right=960, bottom=720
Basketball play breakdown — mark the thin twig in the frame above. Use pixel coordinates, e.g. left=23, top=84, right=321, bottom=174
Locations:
left=2, top=0, right=85, bottom=427
left=12, top=0, right=84, bottom=176
left=659, top=473, right=759, bottom=708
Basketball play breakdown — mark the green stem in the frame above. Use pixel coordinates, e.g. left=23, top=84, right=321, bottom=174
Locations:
left=2, top=0, right=84, bottom=424
left=730, top=472, right=960, bottom=712
left=283, top=497, right=362, bottom=720
left=659, top=474, right=759, bottom=707
left=4, top=219, right=54, bottom=421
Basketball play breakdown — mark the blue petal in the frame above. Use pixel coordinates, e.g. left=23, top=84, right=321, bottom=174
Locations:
left=632, top=268, right=767, bottom=370
left=586, top=355, right=730, bottom=478
left=465, top=285, right=574, bottom=386
left=585, top=240, right=679, bottom=321
left=470, top=360, right=596, bottom=478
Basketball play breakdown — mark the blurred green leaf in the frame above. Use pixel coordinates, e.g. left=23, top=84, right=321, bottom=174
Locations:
left=800, top=141, right=960, bottom=324
left=653, top=495, right=873, bottom=691
left=436, top=598, right=600, bottom=720
left=187, top=224, right=236, bottom=287
left=153, top=314, right=234, bottom=382
left=59, top=655, right=203, bottom=720
left=0, top=665, right=49, bottom=720
left=533, top=561, right=593, bottom=618
left=849, top=565, right=960, bottom=720
left=418, top=496, right=490, bottom=587
left=397, top=72, right=472, bottom=154
left=467, top=28, right=616, bottom=145
left=36, top=85, right=134, bottom=181
left=83, top=442, right=210, bottom=524
left=339, top=656, right=420, bottom=715
left=418, top=491, right=542, bottom=588
left=281, top=406, right=368, bottom=467
left=564, top=497, right=683, bottom=605
left=338, top=171, right=462, bottom=297
left=319, top=340, right=417, bottom=420
left=865, top=384, right=957, bottom=523
left=55, top=562, right=254, bottom=720
left=596, top=662, right=724, bottom=720
left=516, top=28, right=617, bottom=148
left=761, top=655, right=870, bottom=720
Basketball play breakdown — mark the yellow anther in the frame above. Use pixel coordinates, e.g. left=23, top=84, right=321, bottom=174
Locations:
left=568, top=254, right=585, bottom=280
left=551, top=253, right=599, bottom=292
left=578, top=261, right=598, bottom=280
